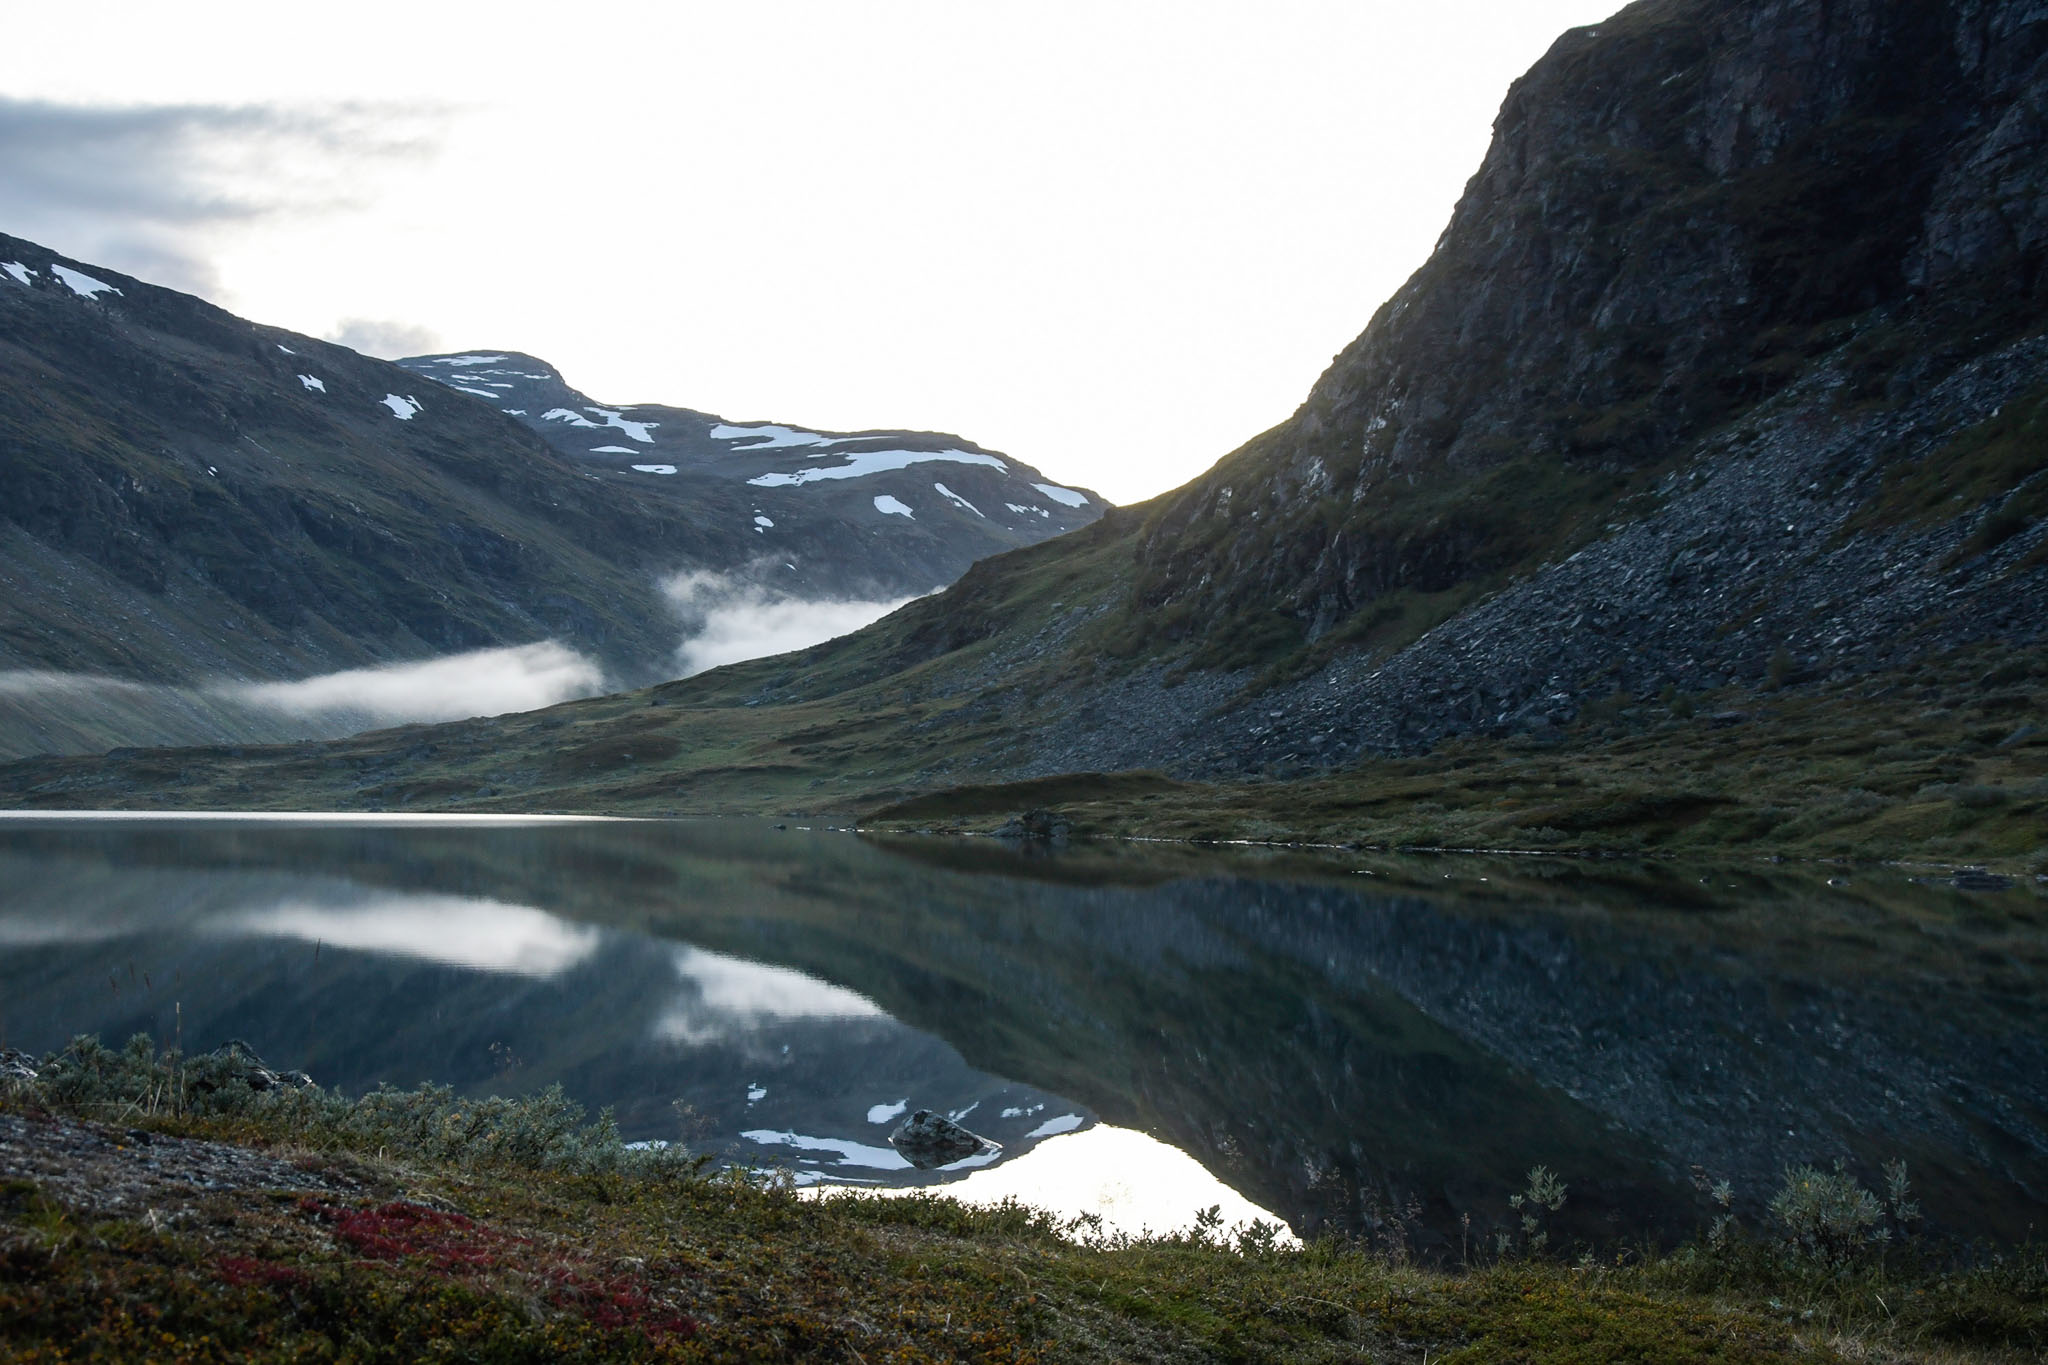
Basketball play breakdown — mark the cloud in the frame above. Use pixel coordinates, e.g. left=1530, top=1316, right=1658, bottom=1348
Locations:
left=0, top=96, right=439, bottom=298
left=223, top=641, right=608, bottom=726
left=327, top=317, right=444, bottom=359
left=663, top=569, right=920, bottom=676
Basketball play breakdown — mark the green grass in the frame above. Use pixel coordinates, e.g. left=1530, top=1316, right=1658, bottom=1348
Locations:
left=6, top=1046, right=2043, bottom=1363
left=1, top=639, right=2043, bottom=875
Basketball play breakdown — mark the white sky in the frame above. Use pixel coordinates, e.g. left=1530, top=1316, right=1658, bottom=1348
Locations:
left=1, top=1, right=1622, bottom=504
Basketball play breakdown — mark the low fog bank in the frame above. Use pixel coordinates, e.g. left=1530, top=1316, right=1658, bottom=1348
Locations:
left=0, top=670, right=310, bottom=761
left=0, top=642, right=609, bottom=761
left=223, top=642, right=608, bottom=726
left=665, top=569, right=924, bottom=677
left=1, top=577, right=928, bottom=761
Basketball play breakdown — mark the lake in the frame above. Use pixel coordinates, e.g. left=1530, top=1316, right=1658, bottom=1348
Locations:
left=1, top=813, right=2042, bottom=1252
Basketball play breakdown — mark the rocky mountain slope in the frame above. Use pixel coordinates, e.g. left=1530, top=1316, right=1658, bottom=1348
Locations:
left=660, top=0, right=2048, bottom=781
left=1, top=0, right=2044, bottom=833
left=0, top=239, right=1098, bottom=756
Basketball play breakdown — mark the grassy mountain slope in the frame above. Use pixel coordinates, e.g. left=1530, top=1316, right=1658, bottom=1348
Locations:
left=0, top=235, right=758, bottom=684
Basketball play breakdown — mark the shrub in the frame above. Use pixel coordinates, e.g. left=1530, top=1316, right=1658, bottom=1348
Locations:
left=1501, top=1165, right=1568, bottom=1256
left=1770, top=1162, right=1884, bottom=1263
left=13, top=1033, right=692, bottom=1179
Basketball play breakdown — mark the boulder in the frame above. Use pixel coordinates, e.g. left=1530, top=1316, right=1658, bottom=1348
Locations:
left=888, top=1109, right=1001, bottom=1169
left=195, top=1040, right=315, bottom=1093
left=993, top=808, right=1071, bottom=844
left=0, top=1049, right=37, bottom=1082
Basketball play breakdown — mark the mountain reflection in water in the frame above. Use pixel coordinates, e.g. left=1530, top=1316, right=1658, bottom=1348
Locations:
left=0, top=814, right=2041, bottom=1252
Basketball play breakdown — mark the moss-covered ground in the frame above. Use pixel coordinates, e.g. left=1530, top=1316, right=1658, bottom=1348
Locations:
left=864, top=650, right=2048, bottom=868
left=4, top=1073, right=2045, bottom=1365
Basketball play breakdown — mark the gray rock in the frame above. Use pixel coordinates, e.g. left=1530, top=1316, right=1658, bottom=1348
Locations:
left=888, top=1109, right=1001, bottom=1169
left=0, top=1049, right=36, bottom=1082
left=197, top=1040, right=314, bottom=1093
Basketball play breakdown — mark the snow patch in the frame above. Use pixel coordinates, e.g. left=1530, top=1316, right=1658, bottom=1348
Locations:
left=747, top=1084, right=767, bottom=1103
left=501, top=409, right=527, bottom=416
left=1000, top=1104, right=1045, bottom=1119
left=631, top=464, right=677, bottom=475
left=425, top=354, right=509, bottom=366
left=752, top=515, right=774, bottom=529
left=933, top=482, right=984, bottom=517
left=297, top=375, right=325, bottom=393
left=590, top=445, right=639, bottom=454
left=749, top=449, right=1006, bottom=488
left=708, top=423, right=853, bottom=450
left=2, top=262, right=34, bottom=286
left=51, top=264, right=120, bottom=299
left=1032, top=482, right=1088, bottom=508
left=741, top=1130, right=911, bottom=1171
left=1005, top=503, right=1051, bottom=520
left=380, top=394, right=423, bottom=420
left=275, top=344, right=295, bottom=354
left=873, top=494, right=914, bottom=518
left=450, top=384, right=499, bottom=398
left=1025, top=1113, right=1086, bottom=1139
left=542, top=408, right=600, bottom=428
left=586, top=407, right=657, bottom=443
left=867, top=1099, right=908, bottom=1125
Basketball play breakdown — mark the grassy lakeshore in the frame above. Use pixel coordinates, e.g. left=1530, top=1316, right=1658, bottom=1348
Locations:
left=3, top=1041, right=2045, bottom=1363
left=0, top=645, right=2043, bottom=874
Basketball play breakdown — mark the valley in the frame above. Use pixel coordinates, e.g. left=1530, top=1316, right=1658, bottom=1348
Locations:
left=6, top=0, right=2043, bottom=866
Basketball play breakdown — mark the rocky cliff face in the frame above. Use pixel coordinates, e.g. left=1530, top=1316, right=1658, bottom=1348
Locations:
left=900, top=0, right=2048, bottom=778
left=1137, top=0, right=2048, bottom=644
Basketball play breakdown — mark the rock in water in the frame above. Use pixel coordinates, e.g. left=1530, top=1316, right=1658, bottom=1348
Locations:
left=889, top=1109, right=1001, bottom=1169
left=992, top=809, right=1071, bottom=844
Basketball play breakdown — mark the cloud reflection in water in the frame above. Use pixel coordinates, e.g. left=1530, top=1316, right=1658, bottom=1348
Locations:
left=652, top=946, right=885, bottom=1044
left=216, top=895, right=603, bottom=977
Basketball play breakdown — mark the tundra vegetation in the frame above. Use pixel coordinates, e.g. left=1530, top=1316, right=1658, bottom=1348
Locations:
left=2, top=1036, right=2043, bottom=1363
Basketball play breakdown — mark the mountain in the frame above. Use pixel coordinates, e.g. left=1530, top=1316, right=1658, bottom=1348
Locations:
left=3, top=0, right=2045, bottom=855
left=0, top=240, right=1099, bottom=756
left=395, top=350, right=1099, bottom=559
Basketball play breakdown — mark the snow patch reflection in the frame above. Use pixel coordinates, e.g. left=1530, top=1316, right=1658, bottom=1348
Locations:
left=822, top=1124, right=1298, bottom=1245
left=652, top=946, right=884, bottom=1043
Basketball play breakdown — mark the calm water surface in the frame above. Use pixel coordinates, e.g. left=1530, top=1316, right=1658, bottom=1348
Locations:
left=1, top=814, right=2042, bottom=1249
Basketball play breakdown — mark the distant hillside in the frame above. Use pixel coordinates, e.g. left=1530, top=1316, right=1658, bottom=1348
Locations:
left=395, top=350, right=1100, bottom=562
left=3, top=0, right=2044, bottom=858
left=0, top=243, right=1099, bottom=756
